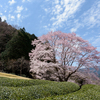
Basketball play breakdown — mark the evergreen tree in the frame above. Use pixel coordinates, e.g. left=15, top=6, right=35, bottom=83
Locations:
left=0, top=17, right=1, bottom=22
left=0, top=21, right=17, bottom=53
left=1, top=28, right=36, bottom=60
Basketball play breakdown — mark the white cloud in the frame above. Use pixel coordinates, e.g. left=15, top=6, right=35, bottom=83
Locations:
left=11, top=16, right=15, bottom=19
left=70, top=19, right=84, bottom=33
left=69, top=0, right=100, bottom=34
left=52, top=4, right=63, bottom=15
left=0, top=5, right=2, bottom=7
left=8, top=14, right=15, bottom=21
left=55, top=0, right=59, bottom=4
left=60, top=0, right=63, bottom=5
left=81, top=1, right=100, bottom=28
left=90, top=34, right=100, bottom=51
left=44, top=0, right=85, bottom=31
left=68, top=0, right=100, bottom=33
left=43, top=26, right=47, bottom=28
left=15, top=6, right=23, bottom=13
left=1, top=16, right=7, bottom=21
left=17, top=14, right=21, bottom=19
left=27, top=0, right=32, bottom=2
left=44, top=8, right=48, bottom=12
left=22, top=0, right=25, bottom=2
left=22, top=0, right=32, bottom=2
left=8, top=0, right=16, bottom=5
left=92, top=36, right=100, bottom=46
left=53, top=0, right=85, bottom=24
left=70, top=28, right=77, bottom=32
left=86, top=34, right=100, bottom=51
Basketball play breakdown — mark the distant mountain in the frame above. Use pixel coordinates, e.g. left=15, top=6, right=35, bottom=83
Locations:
left=79, top=67, right=100, bottom=78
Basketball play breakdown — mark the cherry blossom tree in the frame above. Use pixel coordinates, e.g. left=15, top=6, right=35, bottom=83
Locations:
left=29, top=39, right=61, bottom=80
left=29, top=31, right=100, bottom=81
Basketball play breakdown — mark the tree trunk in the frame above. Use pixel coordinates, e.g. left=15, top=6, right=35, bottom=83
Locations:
left=65, top=73, right=72, bottom=81
left=65, top=70, right=77, bottom=81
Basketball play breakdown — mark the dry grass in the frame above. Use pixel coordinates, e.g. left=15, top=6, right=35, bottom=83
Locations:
left=0, top=72, right=31, bottom=80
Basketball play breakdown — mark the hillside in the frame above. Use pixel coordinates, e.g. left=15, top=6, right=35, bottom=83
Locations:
left=0, top=20, right=37, bottom=78
left=0, top=72, right=31, bottom=80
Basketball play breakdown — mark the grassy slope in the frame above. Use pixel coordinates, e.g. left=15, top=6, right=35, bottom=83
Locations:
left=0, top=72, right=100, bottom=100
left=0, top=72, right=79, bottom=100
left=0, top=72, right=31, bottom=80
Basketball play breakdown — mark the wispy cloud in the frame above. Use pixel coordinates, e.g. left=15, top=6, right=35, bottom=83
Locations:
left=70, top=28, right=77, bottom=32
left=8, top=14, right=15, bottom=21
left=92, top=36, right=100, bottom=47
left=53, top=0, right=85, bottom=25
left=69, top=0, right=100, bottom=35
left=15, top=6, right=24, bottom=13
left=27, top=0, right=32, bottom=2
left=8, top=0, right=16, bottom=5
left=83, top=32, right=89, bottom=37
left=22, top=0, right=25, bottom=2
left=22, top=0, right=33, bottom=2
left=86, top=34, right=100, bottom=51
left=70, top=19, right=84, bottom=32
left=81, top=1, right=100, bottom=28
left=17, top=14, right=21, bottom=19
left=1, top=16, right=7, bottom=21
left=22, top=0, right=33, bottom=3
left=43, top=0, right=85, bottom=31
left=0, top=5, right=2, bottom=7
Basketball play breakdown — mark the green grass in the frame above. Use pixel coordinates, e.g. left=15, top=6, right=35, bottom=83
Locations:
left=0, top=77, right=52, bottom=87
left=39, top=84, right=100, bottom=100
left=0, top=72, right=100, bottom=100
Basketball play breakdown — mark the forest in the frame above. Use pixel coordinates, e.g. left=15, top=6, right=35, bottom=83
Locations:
left=0, top=18, right=37, bottom=78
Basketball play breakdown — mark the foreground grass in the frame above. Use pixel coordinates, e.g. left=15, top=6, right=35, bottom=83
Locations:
left=0, top=72, right=100, bottom=100
left=0, top=77, right=79, bottom=100
left=39, top=84, right=100, bottom=100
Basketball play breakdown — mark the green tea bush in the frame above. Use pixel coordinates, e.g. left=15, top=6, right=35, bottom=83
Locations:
left=42, top=84, right=100, bottom=100
left=0, top=77, right=80, bottom=99
left=0, top=77, right=52, bottom=87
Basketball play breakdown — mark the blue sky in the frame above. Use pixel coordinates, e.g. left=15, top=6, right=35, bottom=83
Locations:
left=0, top=0, right=100, bottom=51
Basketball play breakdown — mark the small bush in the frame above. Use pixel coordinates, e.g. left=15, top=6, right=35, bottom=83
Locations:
left=0, top=77, right=52, bottom=87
